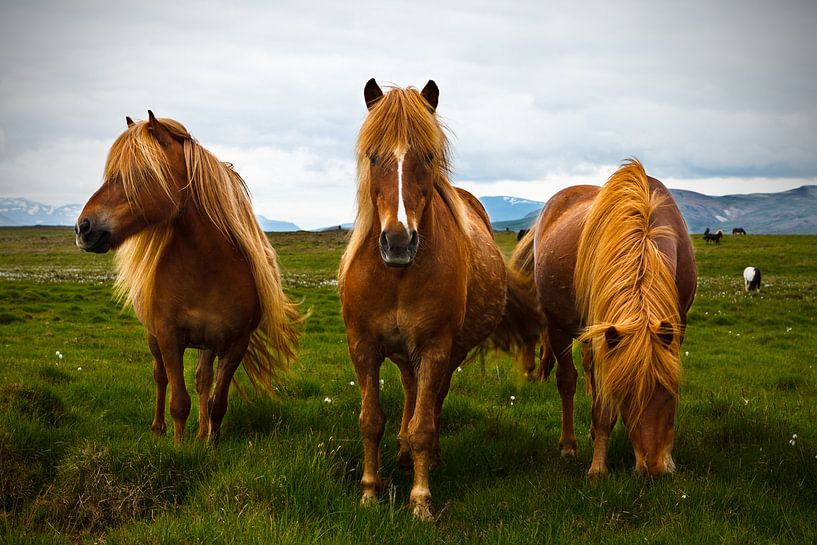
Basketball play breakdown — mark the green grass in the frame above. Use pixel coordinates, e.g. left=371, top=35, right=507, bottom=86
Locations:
left=1, top=228, right=816, bottom=544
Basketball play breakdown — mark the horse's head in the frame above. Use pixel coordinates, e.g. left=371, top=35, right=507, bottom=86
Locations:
left=76, top=112, right=189, bottom=253
left=358, top=79, right=445, bottom=268
left=597, top=321, right=680, bottom=477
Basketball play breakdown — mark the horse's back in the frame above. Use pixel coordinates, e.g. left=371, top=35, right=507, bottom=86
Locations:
left=533, top=185, right=599, bottom=334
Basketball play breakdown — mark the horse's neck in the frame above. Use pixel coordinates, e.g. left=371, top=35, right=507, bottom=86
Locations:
left=172, top=202, right=237, bottom=257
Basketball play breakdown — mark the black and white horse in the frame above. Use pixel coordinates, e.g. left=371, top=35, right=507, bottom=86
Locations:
left=704, top=228, right=723, bottom=244
left=743, top=267, right=762, bottom=292
left=732, top=227, right=747, bottom=235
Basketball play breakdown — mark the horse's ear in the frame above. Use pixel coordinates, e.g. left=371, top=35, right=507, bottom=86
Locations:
left=126, top=116, right=134, bottom=127
left=147, top=110, right=178, bottom=147
left=421, top=80, right=439, bottom=112
left=657, top=321, right=674, bottom=347
left=364, top=78, right=383, bottom=110
left=604, top=326, right=621, bottom=349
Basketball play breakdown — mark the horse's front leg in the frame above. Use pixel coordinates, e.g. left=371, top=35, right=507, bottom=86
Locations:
left=208, top=335, right=251, bottom=445
left=155, top=332, right=189, bottom=443
left=147, top=334, right=167, bottom=437
left=349, top=335, right=385, bottom=505
left=408, top=339, right=453, bottom=521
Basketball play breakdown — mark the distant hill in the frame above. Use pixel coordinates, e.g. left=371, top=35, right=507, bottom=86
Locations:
left=0, top=198, right=84, bottom=227
left=255, top=215, right=301, bottom=232
left=0, top=198, right=301, bottom=232
left=478, top=196, right=544, bottom=223
left=485, top=186, right=817, bottom=234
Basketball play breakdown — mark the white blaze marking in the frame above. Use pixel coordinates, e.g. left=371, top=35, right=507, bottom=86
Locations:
left=396, top=153, right=409, bottom=230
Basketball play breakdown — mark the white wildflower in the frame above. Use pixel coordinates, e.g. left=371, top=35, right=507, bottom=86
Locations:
left=456, top=367, right=462, bottom=373
left=76, top=367, right=82, bottom=371
left=349, top=381, right=355, bottom=386
left=323, top=397, right=332, bottom=403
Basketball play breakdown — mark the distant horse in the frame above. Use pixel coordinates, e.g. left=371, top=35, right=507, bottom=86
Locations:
left=76, top=112, right=301, bottom=443
left=732, top=227, right=747, bottom=235
left=704, top=228, right=723, bottom=244
left=743, top=267, right=762, bottom=292
left=338, top=80, right=539, bottom=520
left=510, top=160, right=696, bottom=477
left=516, top=228, right=530, bottom=241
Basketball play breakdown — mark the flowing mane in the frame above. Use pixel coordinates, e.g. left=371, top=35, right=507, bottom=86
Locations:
left=107, top=118, right=299, bottom=390
left=574, top=160, right=681, bottom=423
left=341, top=86, right=469, bottom=276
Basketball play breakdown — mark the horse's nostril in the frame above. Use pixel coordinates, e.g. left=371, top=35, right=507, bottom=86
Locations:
left=409, top=230, right=418, bottom=246
left=379, top=231, right=389, bottom=250
left=77, top=218, right=92, bottom=236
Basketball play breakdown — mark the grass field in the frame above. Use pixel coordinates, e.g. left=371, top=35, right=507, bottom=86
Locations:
left=1, top=227, right=815, bottom=544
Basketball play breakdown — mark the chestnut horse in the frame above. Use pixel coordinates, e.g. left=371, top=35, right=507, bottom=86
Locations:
left=510, top=160, right=696, bottom=477
left=338, top=80, right=539, bottom=520
left=76, top=112, right=301, bottom=443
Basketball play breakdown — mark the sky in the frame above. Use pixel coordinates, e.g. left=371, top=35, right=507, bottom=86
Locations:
left=0, top=0, right=815, bottom=229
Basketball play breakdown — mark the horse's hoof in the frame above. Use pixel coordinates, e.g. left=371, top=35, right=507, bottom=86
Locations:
left=587, top=466, right=609, bottom=480
left=360, top=492, right=379, bottom=506
left=411, top=499, right=434, bottom=522
left=559, top=440, right=578, bottom=457
left=151, top=422, right=166, bottom=437
left=560, top=446, right=577, bottom=457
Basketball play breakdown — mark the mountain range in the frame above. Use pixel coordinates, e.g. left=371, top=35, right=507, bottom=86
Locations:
left=484, top=186, right=817, bottom=234
left=0, top=198, right=301, bottom=232
left=2, top=185, right=815, bottom=234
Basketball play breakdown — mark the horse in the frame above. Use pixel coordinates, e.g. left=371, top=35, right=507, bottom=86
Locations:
left=510, top=160, right=696, bottom=477
left=338, top=79, right=540, bottom=520
left=732, top=227, right=747, bottom=235
left=75, top=112, right=301, bottom=444
left=516, top=228, right=530, bottom=241
left=703, top=229, right=723, bottom=244
left=743, top=266, right=762, bottom=292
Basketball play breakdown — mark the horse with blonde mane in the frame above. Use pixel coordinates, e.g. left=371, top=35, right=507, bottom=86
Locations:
left=338, top=80, right=539, bottom=520
left=76, top=112, right=301, bottom=443
left=510, top=160, right=696, bottom=477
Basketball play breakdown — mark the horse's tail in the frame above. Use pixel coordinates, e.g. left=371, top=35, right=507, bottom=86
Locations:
left=239, top=223, right=306, bottom=396
left=489, top=229, right=546, bottom=370
left=575, top=159, right=681, bottom=423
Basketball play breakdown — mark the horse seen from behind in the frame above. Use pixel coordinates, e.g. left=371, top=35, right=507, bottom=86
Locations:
left=338, top=79, right=539, bottom=520
left=76, top=112, right=301, bottom=444
left=510, top=160, right=696, bottom=477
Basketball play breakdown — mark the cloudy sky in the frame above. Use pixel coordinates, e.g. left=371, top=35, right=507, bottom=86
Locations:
left=1, top=0, right=815, bottom=229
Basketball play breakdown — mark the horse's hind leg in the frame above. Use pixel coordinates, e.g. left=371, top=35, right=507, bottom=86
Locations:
left=156, top=334, right=190, bottom=443
left=208, top=336, right=250, bottom=445
left=395, top=359, right=417, bottom=470
left=148, top=334, right=168, bottom=437
left=408, top=340, right=453, bottom=521
left=349, top=335, right=385, bottom=504
left=195, top=349, right=216, bottom=441
left=549, top=329, right=578, bottom=457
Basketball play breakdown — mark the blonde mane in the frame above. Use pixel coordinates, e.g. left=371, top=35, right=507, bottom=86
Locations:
left=575, top=160, right=681, bottom=423
left=340, top=86, right=469, bottom=277
left=107, top=118, right=300, bottom=391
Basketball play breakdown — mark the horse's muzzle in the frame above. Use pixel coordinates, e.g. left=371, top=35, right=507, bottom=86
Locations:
left=75, top=216, right=112, bottom=253
left=379, top=229, right=418, bottom=268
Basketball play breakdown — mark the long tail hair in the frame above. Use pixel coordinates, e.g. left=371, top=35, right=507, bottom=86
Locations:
left=491, top=228, right=546, bottom=363
left=575, top=160, right=681, bottom=423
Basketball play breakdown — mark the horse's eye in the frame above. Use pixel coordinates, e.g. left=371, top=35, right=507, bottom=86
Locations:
left=369, top=154, right=377, bottom=166
left=425, top=153, right=434, bottom=164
